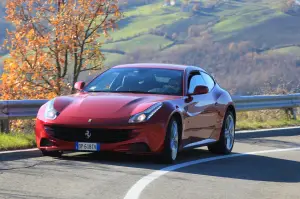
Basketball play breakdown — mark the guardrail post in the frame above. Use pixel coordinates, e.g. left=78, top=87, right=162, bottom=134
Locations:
left=286, top=108, right=297, bottom=120
left=0, top=119, right=9, bottom=133
left=292, top=108, right=297, bottom=120
left=0, top=100, right=9, bottom=133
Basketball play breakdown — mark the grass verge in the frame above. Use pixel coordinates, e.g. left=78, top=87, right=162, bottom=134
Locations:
left=236, top=109, right=300, bottom=130
left=0, top=132, right=36, bottom=151
left=236, top=118, right=300, bottom=131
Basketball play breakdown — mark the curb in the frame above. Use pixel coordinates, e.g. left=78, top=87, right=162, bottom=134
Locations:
left=0, top=148, right=38, bottom=155
left=236, top=126, right=300, bottom=139
left=237, top=126, right=300, bottom=133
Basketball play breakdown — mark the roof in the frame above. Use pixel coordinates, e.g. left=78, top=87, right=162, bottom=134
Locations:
left=112, top=63, right=206, bottom=72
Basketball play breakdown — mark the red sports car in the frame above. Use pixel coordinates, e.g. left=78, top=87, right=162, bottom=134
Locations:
left=35, top=63, right=236, bottom=164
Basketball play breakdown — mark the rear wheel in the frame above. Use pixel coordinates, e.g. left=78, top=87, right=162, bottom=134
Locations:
left=158, top=118, right=179, bottom=164
left=208, top=111, right=235, bottom=154
left=41, top=150, right=63, bottom=157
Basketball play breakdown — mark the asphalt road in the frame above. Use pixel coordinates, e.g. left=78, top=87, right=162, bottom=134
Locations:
left=1, top=127, right=300, bottom=199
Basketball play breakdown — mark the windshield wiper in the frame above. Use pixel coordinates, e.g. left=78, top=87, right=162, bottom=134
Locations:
left=86, top=90, right=106, bottom=92
left=86, top=90, right=148, bottom=94
left=114, top=91, right=148, bottom=94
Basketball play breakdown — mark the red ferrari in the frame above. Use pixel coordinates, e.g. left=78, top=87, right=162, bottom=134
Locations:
left=35, top=63, right=236, bottom=164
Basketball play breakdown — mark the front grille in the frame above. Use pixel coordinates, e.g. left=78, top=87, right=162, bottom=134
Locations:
left=44, top=125, right=136, bottom=143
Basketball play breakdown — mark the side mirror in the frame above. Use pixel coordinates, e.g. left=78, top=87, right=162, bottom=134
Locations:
left=190, top=85, right=209, bottom=95
left=74, top=81, right=85, bottom=91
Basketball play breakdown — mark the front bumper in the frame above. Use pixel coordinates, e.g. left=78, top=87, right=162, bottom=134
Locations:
left=35, top=119, right=167, bottom=154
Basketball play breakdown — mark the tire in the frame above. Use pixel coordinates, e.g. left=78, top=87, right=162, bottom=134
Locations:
left=158, top=118, right=180, bottom=164
left=41, top=150, right=63, bottom=157
left=208, top=110, right=235, bottom=154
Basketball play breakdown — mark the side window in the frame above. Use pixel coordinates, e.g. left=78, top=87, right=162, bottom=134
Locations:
left=188, top=74, right=206, bottom=94
left=201, top=72, right=215, bottom=91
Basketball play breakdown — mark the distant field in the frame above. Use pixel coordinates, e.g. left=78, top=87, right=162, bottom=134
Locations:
left=104, top=2, right=190, bottom=42
left=212, top=1, right=284, bottom=41
left=102, top=52, right=126, bottom=67
left=213, top=10, right=282, bottom=34
left=103, top=34, right=173, bottom=53
left=264, top=46, right=300, bottom=56
left=109, top=13, right=188, bottom=40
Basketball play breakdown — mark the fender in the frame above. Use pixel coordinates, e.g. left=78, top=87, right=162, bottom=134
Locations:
left=216, top=89, right=235, bottom=120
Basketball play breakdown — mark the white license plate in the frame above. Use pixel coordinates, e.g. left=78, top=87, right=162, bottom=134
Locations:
left=75, top=142, right=100, bottom=151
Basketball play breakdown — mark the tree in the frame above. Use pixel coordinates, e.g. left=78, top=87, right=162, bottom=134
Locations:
left=1, top=0, right=122, bottom=100
left=281, top=0, right=300, bottom=15
left=171, top=32, right=177, bottom=40
left=204, top=0, right=222, bottom=9
left=192, top=3, right=201, bottom=13
left=164, top=0, right=170, bottom=6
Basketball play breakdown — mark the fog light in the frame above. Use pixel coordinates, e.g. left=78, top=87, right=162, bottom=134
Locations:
left=40, top=138, right=54, bottom=147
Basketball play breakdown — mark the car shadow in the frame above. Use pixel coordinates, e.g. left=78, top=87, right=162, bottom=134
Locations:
left=0, top=150, right=41, bottom=162
left=58, top=145, right=300, bottom=183
left=59, top=146, right=220, bottom=168
left=174, top=151, right=300, bottom=183
left=236, top=127, right=300, bottom=148
left=57, top=127, right=300, bottom=168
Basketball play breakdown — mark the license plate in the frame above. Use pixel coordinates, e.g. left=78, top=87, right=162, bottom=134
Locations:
left=75, top=142, right=100, bottom=151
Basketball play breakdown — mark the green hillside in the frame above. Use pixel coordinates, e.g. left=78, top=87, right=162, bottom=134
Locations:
left=1, top=0, right=300, bottom=94
left=98, top=0, right=300, bottom=67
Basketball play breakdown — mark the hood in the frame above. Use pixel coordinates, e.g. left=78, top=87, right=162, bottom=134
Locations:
left=53, top=92, right=179, bottom=120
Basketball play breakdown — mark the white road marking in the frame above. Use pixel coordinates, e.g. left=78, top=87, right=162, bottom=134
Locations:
left=0, top=148, right=38, bottom=155
left=123, top=147, right=300, bottom=199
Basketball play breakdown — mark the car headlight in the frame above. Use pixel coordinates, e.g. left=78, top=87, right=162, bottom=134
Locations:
left=129, top=102, right=163, bottom=123
left=44, top=99, right=59, bottom=120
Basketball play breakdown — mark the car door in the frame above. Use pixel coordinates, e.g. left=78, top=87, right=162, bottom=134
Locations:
left=200, top=71, right=221, bottom=131
left=183, top=70, right=218, bottom=144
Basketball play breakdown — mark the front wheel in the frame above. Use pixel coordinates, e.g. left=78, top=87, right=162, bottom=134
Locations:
left=158, top=118, right=179, bottom=164
left=208, top=111, right=235, bottom=154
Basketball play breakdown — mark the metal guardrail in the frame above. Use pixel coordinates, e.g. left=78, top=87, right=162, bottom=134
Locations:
left=0, top=94, right=299, bottom=132
left=233, top=93, right=300, bottom=111
left=0, top=100, right=48, bottom=120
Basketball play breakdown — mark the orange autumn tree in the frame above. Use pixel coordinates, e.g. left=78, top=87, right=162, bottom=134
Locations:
left=1, top=0, right=122, bottom=100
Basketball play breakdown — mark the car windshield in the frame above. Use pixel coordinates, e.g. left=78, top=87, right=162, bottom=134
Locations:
left=84, top=67, right=183, bottom=96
